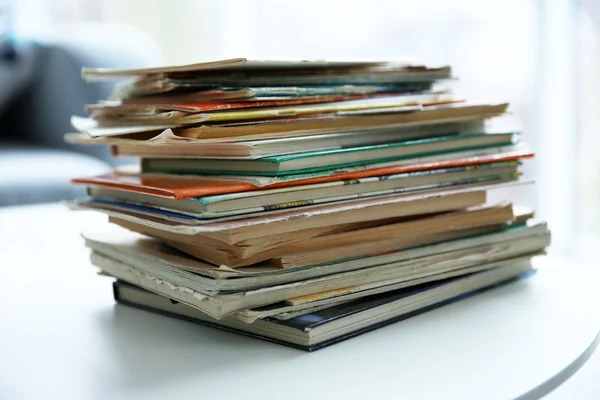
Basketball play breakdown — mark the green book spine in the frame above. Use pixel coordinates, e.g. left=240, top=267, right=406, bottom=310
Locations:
left=142, top=143, right=518, bottom=176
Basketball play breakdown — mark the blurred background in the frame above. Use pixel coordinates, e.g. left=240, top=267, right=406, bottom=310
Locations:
left=0, top=0, right=596, bottom=258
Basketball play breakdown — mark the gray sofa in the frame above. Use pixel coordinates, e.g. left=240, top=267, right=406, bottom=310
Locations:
left=0, top=24, right=162, bottom=206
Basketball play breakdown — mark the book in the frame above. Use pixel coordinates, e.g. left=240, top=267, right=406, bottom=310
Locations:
left=64, top=119, right=485, bottom=154
left=173, top=103, right=509, bottom=141
left=94, top=93, right=460, bottom=124
left=116, top=84, right=427, bottom=103
left=102, top=121, right=491, bottom=159
left=86, top=93, right=412, bottom=115
left=84, top=205, right=547, bottom=276
left=90, top=175, right=517, bottom=221
left=68, top=186, right=492, bottom=236
left=112, top=258, right=535, bottom=350
left=87, top=161, right=520, bottom=214
left=164, top=203, right=518, bottom=265
left=70, top=103, right=508, bottom=139
left=77, top=94, right=461, bottom=133
left=84, top=216, right=544, bottom=295
left=119, top=87, right=258, bottom=102
left=139, top=133, right=517, bottom=176
left=101, top=65, right=451, bottom=94
left=82, top=58, right=450, bottom=80
left=274, top=207, right=536, bottom=269
left=71, top=147, right=533, bottom=199
left=95, top=235, right=545, bottom=318
left=121, top=80, right=434, bottom=100
left=121, top=69, right=450, bottom=89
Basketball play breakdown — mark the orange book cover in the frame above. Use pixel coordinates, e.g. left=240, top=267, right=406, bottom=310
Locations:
left=72, top=150, right=533, bottom=200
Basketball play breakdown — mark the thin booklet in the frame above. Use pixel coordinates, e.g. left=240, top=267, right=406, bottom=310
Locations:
left=139, top=133, right=517, bottom=176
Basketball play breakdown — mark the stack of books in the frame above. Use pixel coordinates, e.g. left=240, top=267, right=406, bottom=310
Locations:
left=66, top=58, right=550, bottom=351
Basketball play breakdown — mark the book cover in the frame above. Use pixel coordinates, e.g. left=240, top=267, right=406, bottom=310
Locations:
left=174, top=94, right=461, bottom=124
left=237, top=84, right=425, bottom=98
left=191, top=161, right=520, bottom=205
left=90, top=93, right=411, bottom=114
left=72, top=150, right=533, bottom=199
left=83, top=58, right=442, bottom=80
left=140, top=133, right=517, bottom=176
left=255, top=133, right=517, bottom=163
left=98, top=94, right=461, bottom=126
left=73, top=102, right=508, bottom=139
left=118, top=66, right=452, bottom=96
left=88, top=174, right=518, bottom=220
left=112, top=267, right=534, bottom=351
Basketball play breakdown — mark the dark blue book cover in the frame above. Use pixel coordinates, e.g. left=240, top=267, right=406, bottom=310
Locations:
left=113, top=268, right=534, bottom=351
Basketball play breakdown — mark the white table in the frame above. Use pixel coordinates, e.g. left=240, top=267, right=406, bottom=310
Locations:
left=1, top=204, right=599, bottom=400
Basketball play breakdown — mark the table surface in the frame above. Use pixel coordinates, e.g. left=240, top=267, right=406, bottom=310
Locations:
left=1, top=204, right=599, bottom=400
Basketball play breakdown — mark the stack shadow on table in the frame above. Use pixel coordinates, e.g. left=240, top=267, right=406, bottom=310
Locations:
left=65, top=58, right=551, bottom=351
